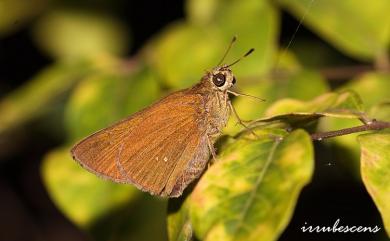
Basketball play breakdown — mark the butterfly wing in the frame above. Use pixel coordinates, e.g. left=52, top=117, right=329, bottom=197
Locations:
left=71, top=90, right=210, bottom=197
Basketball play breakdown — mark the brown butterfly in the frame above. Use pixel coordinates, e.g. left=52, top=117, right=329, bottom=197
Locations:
left=71, top=37, right=260, bottom=197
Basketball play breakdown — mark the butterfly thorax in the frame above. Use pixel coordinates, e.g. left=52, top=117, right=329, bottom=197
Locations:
left=206, top=90, right=231, bottom=138
left=192, top=70, right=233, bottom=139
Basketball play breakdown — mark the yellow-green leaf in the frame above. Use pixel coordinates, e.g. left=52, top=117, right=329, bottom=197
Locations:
left=146, top=0, right=278, bottom=89
left=225, top=69, right=329, bottom=134
left=359, top=130, right=390, bottom=237
left=145, top=22, right=224, bottom=89
left=189, top=129, right=314, bottom=241
left=368, top=102, right=390, bottom=122
left=41, top=147, right=138, bottom=227
left=168, top=199, right=193, bottom=241
left=340, top=73, right=390, bottom=110
left=33, top=9, right=129, bottom=59
left=208, top=0, right=279, bottom=78
left=321, top=73, right=390, bottom=177
left=278, top=0, right=390, bottom=60
left=0, top=61, right=91, bottom=134
left=65, top=65, right=160, bottom=141
left=258, top=90, right=364, bottom=123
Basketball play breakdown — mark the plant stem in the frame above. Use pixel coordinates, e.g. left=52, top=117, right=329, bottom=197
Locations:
left=320, top=65, right=374, bottom=81
left=272, top=65, right=374, bottom=82
left=311, top=120, right=390, bottom=141
left=375, top=51, right=390, bottom=72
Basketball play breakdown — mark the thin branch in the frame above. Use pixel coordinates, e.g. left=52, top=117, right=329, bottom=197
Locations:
left=311, top=120, right=390, bottom=141
left=375, top=51, right=390, bottom=72
left=319, top=65, right=374, bottom=81
left=271, top=65, right=374, bottom=82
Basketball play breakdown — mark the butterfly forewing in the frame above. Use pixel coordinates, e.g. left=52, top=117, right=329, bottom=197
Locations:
left=71, top=89, right=210, bottom=197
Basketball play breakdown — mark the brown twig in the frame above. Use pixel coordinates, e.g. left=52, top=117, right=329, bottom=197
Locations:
left=319, top=65, right=374, bottom=81
left=270, top=65, right=374, bottom=82
left=375, top=51, right=390, bottom=72
left=311, top=120, right=390, bottom=141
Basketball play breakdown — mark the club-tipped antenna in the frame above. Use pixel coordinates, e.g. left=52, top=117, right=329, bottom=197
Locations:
left=217, top=36, right=237, bottom=66
left=226, top=48, right=255, bottom=68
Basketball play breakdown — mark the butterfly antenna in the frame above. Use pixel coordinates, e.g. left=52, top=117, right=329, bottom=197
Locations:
left=217, top=36, right=237, bottom=66
left=227, top=90, right=266, bottom=102
left=226, top=48, right=255, bottom=68
left=274, top=0, right=314, bottom=69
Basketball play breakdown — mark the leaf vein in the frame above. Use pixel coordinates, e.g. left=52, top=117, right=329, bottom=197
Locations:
left=231, top=138, right=281, bottom=236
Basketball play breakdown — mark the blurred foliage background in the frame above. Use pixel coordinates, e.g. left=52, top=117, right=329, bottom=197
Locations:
left=0, top=0, right=389, bottom=241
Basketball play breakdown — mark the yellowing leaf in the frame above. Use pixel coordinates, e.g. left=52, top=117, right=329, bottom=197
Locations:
left=359, top=130, right=390, bottom=237
left=189, top=129, right=314, bottom=241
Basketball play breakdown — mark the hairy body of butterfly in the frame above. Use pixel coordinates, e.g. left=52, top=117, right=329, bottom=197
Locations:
left=71, top=66, right=237, bottom=197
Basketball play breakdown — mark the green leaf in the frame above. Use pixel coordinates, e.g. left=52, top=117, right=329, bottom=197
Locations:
left=65, top=65, right=160, bottom=141
left=168, top=199, right=194, bottom=241
left=146, top=0, right=278, bottom=89
left=189, top=129, right=314, bottom=241
left=41, top=147, right=138, bottom=227
left=358, top=130, right=390, bottom=237
left=278, top=0, right=390, bottom=60
left=340, top=73, right=390, bottom=110
left=145, top=22, right=225, bottom=88
left=258, top=90, right=364, bottom=123
left=225, top=69, right=329, bottom=134
left=368, top=101, right=390, bottom=122
left=0, top=61, right=91, bottom=135
left=33, top=9, right=129, bottom=59
left=207, top=0, right=279, bottom=78
left=320, top=73, right=390, bottom=177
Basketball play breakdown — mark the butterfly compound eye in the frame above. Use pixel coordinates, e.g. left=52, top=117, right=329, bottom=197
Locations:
left=213, top=73, right=226, bottom=87
left=232, top=77, right=236, bottom=85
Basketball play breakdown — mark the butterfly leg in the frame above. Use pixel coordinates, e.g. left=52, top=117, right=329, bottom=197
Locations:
left=228, top=101, right=259, bottom=138
left=206, top=134, right=218, bottom=166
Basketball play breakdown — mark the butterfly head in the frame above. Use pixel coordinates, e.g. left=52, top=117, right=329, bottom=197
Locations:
left=209, top=66, right=236, bottom=92
left=205, top=37, right=254, bottom=92
left=208, top=40, right=253, bottom=92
